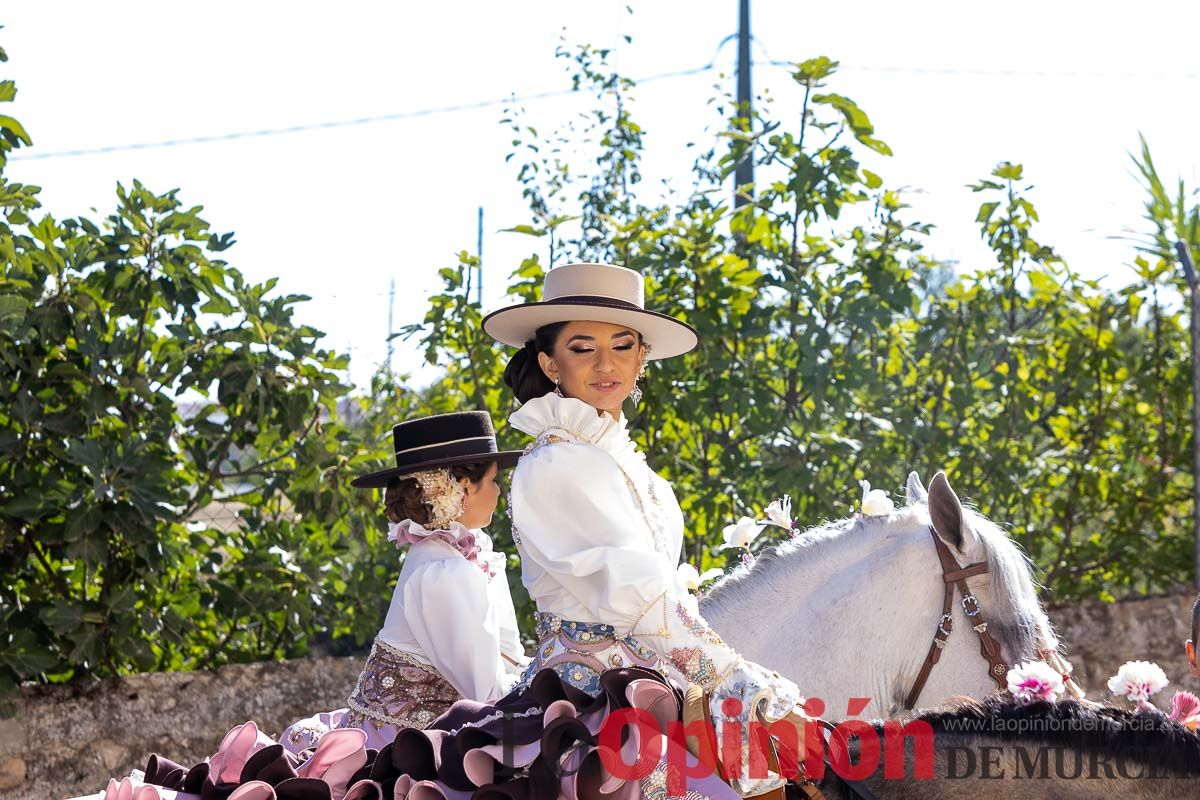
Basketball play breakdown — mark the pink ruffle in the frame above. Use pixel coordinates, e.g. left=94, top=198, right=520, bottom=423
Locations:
left=387, top=520, right=486, bottom=572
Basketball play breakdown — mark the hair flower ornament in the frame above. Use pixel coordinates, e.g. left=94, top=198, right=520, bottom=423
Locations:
left=410, top=468, right=466, bottom=529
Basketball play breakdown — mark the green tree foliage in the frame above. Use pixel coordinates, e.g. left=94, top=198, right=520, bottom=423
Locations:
left=409, top=46, right=1199, bottom=609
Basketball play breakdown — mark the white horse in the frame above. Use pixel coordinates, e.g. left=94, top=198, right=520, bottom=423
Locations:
left=700, top=471, right=1071, bottom=721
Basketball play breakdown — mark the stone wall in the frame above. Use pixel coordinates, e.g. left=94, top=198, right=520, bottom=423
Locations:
left=5, top=591, right=1198, bottom=799
left=1048, top=590, right=1196, bottom=704
left=2, top=656, right=363, bottom=800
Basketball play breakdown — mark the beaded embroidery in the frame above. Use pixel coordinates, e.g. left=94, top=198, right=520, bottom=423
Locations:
left=640, top=760, right=711, bottom=800
left=517, top=612, right=660, bottom=693
left=668, top=647, right=719, bottom=689
left=340, top=638, right=460, bottom=731
left=675, top=602, right=728, bottom=647
left=286, top=720, right=330, bottom=751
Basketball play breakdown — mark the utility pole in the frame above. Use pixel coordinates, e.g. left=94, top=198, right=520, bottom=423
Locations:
left=477, top=207, right=484, bottom=306
left=1177, top=241, right=1200, bottom=590
left=385, top=277, right=395, bottom=373
left=734, top=0, right=753, bottom=209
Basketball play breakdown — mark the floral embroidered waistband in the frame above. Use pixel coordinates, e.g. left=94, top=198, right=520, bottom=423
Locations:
left=535, top=612, right=621, bottom=642
left=344, top=638, right=460, bottom=730
left=522, top=612, right=661, bottom=694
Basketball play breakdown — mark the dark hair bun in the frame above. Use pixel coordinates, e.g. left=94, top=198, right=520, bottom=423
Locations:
left=503, top=330, right=562, bottom=403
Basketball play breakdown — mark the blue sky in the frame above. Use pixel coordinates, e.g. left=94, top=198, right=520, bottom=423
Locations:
left=5, top=1, right=1198, bottom=387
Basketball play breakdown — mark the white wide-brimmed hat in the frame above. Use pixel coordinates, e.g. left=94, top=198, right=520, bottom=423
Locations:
left=481, top=262, right=699, bottom=359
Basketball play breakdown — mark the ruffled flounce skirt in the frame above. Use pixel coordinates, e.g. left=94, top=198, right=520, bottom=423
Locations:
left=72, top=667, right=737, bottom=800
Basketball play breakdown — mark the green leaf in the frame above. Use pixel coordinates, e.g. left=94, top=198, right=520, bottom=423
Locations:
left=975, top=201, right=1000, bottom=224
left=1028, top=270, right=1059, bottom=296
left=992, top=161, right=1023, bottom=181
left=811, top=93, right=892, bottom=155
left=0, top=630, right=58, bottom=677
left=0, top=114, right=31, bottom=146
left=792, top=56, right=839, bottom=84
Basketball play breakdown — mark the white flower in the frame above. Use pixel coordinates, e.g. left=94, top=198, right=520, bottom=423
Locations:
left=860, top=480, right=895, bottom=517
left=721, top=516, right=765, bottom=550
left=763, top=496, right=794, bottom=531
left=1107, top=660, right=1169, bottom=703
left=1006, top=661, right=1065, bottom=704
left=676, top=563, right=724, bottom=592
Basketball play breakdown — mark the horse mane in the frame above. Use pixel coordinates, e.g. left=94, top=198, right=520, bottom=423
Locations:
left=701, top=500, right=1059, bottom=667
left=960, top=505, right=1061, bottom=660
left=899, top=696, right=1200, bottom=775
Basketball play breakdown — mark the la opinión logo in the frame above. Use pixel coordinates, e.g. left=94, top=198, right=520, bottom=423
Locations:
left=501, top=696, right=936, bottom=793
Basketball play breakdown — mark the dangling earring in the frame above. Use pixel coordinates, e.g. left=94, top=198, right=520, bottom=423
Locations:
left=630, top=356, right=648, bottom=404
left=554, top=378, right=564, bottom=397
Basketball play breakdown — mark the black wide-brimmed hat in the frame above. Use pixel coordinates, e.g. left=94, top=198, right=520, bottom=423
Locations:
left=352, top=411, right=522, bottom=488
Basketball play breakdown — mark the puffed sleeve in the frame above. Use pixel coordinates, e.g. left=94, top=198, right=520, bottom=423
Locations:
left=513, top=440, right=803, bottom=796
left=401, top=551, right=515, bottom=702
left=511, top=441, right=677, bottom=627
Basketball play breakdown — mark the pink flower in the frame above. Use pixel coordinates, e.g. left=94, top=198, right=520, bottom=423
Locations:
left=1005, top=661, right=1065, bottom=704
left=1169, top=691, right=1200, bottom=730
left=1107, top=660, right=1169, bottom=703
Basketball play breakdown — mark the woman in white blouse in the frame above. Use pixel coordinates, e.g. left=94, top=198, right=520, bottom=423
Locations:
left=480, top=262, right=804, bottom=794
left=281, top=410, right=530, bottom=752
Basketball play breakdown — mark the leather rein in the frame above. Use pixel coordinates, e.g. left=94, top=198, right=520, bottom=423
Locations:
left=903, top=526, right=1009, bottom=710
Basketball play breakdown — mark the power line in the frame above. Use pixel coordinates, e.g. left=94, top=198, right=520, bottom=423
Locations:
left=11, top=59, right=1199, bottom=163
left=9, top=63, right=718, bottom=162
left=767, top=59, right=1200, bottom=81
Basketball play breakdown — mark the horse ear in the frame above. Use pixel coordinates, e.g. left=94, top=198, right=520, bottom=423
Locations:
left=906, top=471, right=928, bottom=505
left=928, top=471, right=966, bottom=551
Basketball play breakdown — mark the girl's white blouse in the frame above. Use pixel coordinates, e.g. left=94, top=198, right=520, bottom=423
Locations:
left=376, top=524, right=527, bottom=703
left=508, top=393, right=686, bottom=628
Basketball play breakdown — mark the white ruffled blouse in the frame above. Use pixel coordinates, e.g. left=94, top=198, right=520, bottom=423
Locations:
left=376, top=520, right=528, bottom=702
left=509, top=394, right=686, bottom=625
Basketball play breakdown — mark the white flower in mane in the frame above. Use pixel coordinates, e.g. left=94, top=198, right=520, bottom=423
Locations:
left=763, top=495, right=794, bottom=531
left=721, top=516, right=765, bottom=550
left=859, top=480, right=895, bottom=517
left=410, top=468, right=465, bottom=529
left=1107, top=660, right=1169, bottom=703
left=1006, top=661, right=1065, bottom=704
left=677, top=562, right=724, bottom=593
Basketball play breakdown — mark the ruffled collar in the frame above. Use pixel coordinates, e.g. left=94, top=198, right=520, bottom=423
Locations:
left=509, top=393, right=641, bottom=467
left=388, top=519, right=494, bottom=575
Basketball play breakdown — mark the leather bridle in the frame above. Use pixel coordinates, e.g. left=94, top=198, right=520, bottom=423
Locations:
left=903, top=526, right=1009, bottom=711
